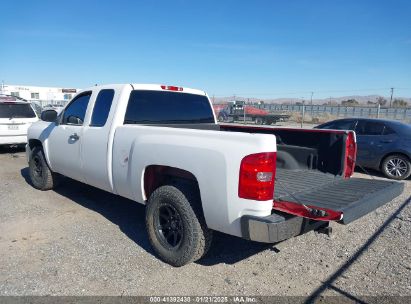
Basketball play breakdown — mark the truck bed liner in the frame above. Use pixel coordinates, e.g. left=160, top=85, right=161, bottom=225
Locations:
left=274, top=169, right=404, bottom=224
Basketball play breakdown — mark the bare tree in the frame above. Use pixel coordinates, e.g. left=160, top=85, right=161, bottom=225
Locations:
left=376, top=96, right=387, bottom=106
left=392, top=99, right=408, bottom=107
left=341, top=99, right=359, bottom=106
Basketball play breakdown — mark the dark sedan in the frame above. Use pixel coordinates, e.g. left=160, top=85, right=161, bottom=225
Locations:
left=315, top=118, right=411, bottom=180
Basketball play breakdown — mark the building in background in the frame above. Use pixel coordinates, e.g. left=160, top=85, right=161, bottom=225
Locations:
left=0, top=83, right=78, bottom=106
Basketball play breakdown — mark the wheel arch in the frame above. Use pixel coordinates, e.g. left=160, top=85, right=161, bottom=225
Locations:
left=27, top=139, right=53, bottom=169
left=379, top=151, right=411, bottom=169
left=143, top=165, right=201, bottom=202
left=28, top=139, right=43, bottom=151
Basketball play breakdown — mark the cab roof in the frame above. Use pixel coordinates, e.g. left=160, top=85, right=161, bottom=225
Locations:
left=80, top=84, right=207, bottom=96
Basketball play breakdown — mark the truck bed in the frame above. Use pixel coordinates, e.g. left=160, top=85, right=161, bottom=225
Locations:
left=143, top=124, right=403, bottom=225
left=274, top=169, right=404, bottom=224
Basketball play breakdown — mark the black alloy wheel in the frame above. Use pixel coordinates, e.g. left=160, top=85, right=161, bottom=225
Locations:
left=155, top=204, right=184, bottom=249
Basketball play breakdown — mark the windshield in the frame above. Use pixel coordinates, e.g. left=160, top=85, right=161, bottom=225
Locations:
left=124, top=90, right=215, bottom=124
left=0, top=103, right=36, bottom=119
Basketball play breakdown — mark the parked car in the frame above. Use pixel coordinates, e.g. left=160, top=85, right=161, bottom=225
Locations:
left=0, top=98, right=39, bottom=146
left=26, top=84, right=403, bottom=266
left=30, top=102, right=43, bottom=116
left=315, top=118, right=411, bottom=180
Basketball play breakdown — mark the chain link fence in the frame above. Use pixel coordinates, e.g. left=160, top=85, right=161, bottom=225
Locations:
left=213, top=102, right=411, bottom=125
left=257, top=104, right=411, bottom=123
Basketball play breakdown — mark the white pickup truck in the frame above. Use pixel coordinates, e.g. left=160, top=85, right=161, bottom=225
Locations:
left=27, top=84, right=404, bottom=266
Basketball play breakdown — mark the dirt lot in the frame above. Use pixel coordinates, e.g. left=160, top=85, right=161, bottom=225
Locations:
left=0, top=147, right=410, bottom=299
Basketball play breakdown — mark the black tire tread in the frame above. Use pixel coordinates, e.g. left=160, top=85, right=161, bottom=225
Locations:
left=29, top=146, right=59, bottom=190
left=146, top=182, right=212, bottom=266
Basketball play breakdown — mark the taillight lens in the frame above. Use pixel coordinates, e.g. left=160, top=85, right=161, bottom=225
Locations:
left=160, top=85, right=183, bottom=91
left=239, top=152, right=276, bottom=201
left=344, top=132, right=357, bottom=178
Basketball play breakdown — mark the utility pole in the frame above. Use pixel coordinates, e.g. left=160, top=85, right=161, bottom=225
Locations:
left=390, top=87, right=394, bottom=107
left=310, top=92, right=314, bottom=105
left=301, top=97, right=305, bottom=128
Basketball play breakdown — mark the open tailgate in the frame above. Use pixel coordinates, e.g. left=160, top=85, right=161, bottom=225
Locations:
left=273, top=169, right=404, bottom=224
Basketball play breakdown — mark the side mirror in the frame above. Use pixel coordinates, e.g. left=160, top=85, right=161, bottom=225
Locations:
left=41, top=110, right=58, bottom=122
left=67, top=115, right=83, bottom=125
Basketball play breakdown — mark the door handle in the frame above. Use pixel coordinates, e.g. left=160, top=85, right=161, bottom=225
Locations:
left=69, top=133, right=80, bottom=140
left=380, top=139, right=393, bottom=143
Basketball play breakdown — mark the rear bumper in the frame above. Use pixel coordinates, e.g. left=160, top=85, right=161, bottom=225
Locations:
left=0, top=135, right=27, bottom=145
left=241, top=212, right=327, bottom=243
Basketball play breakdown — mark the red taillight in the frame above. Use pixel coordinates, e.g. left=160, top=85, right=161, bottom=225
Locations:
left=161, top=85, right=183, bottom=91
left=239, top=152, right=276, bottom=201
left=344, top=132, right=357, bottom=178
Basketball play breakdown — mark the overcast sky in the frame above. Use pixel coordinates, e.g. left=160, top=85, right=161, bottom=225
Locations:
left=1, top=0, right=410, bottom=98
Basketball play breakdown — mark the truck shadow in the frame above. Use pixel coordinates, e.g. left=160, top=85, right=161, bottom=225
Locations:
left=21, top=167, right=153, bottom=255
left=304, top=195, right=411, bottom=303
left=21, top=167, right=273, bottom=265
left=196, top=233, right=272, bottom=266
left=0, top=145, right=26, bottom=154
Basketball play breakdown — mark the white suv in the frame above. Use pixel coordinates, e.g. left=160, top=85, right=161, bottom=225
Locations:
left=0, top=97, right=39, bottom=146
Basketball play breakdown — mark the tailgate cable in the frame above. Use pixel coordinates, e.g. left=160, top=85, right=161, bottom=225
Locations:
left=354, top=163, right=375, bottom=180
left=274, top=177, right=328, bottom=217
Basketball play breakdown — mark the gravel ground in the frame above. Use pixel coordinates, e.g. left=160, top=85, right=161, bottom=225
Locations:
left=0, top=146, right=410, bottom=298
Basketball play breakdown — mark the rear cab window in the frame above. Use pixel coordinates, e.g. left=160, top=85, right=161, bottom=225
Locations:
left=124, top=90, right=214, bottom=124
left=0, top=103, right=36, bottom=119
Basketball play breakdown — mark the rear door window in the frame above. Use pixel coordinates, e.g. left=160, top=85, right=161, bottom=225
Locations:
left=320, top=120, right=355, bottom=130
left=383, top=125, right=396, bottom=135
left=90, top=89, right=114, bottom=127
left=356, top=121, right=385, bottom=135
left=0, top=103, right=36, bottom=118
left=124, top=90, right=214, bottom=124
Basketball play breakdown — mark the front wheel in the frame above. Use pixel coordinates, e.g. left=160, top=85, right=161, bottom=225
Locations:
left=255, top=117, right=264, bottom=125
left=381, top=154, right=411, bottom=180
left=29, top=146, right=60, bottom=190
left=145, top=183, right=212, bottom=267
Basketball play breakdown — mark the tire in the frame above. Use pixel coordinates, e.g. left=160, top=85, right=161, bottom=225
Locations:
left=29, top=146, right=59, bottom=190
left=381, top=154, right=411, bottom=180
left=218, top=115, right=227, bottom=123
left=145, top=183, right=213, bottom=267
left=265, top=119, right=274, bottom=125
left=255, top=117, right=264, bottom=125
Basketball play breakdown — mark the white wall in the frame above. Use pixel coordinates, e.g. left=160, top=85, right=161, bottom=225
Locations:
left=0, top=84, right=79, bottom=103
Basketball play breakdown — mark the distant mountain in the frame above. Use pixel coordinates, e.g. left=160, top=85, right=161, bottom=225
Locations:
left=213, top=95, right=411, bottom=105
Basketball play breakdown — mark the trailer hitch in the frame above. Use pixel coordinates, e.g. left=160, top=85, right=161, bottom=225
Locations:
left=316, top=225, right=333, bottom=237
